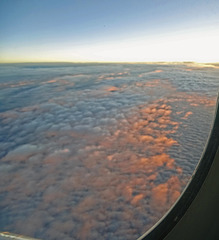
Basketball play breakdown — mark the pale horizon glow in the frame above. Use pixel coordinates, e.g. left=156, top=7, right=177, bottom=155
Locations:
left=1, top=28, right=219, bottom=63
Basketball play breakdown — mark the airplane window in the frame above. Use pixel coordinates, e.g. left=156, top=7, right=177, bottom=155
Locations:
left=0, top=1, right=219, bottom=240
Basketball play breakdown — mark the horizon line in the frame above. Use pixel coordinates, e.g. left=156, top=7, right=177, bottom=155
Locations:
left=0, top=61, right=218, bottom=65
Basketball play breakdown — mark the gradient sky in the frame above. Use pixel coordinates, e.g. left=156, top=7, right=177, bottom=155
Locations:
left=0, top=0, right=219, bottom=63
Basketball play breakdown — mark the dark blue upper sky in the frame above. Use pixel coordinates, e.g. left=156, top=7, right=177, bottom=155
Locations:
left=0, top=0, right=219, bottom=62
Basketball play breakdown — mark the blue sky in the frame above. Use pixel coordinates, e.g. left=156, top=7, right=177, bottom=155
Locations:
left=0, top=0, right=219, bottom=62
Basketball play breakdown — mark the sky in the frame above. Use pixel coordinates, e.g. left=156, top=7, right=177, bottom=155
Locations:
left=0, top=0, right=219, bottom=63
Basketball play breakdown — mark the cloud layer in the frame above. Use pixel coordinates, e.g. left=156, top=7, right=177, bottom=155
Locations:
left=0, top=63, right=218, bottom=240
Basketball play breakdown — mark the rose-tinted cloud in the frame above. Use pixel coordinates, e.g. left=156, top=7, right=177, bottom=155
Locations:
left=105, top=86, right=120, bottom=92
left=98, top=72, right=129, bottom=81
